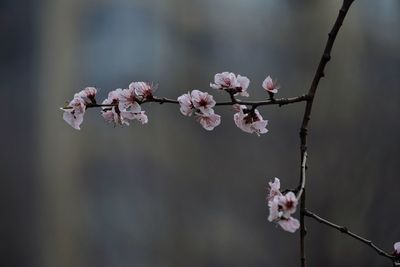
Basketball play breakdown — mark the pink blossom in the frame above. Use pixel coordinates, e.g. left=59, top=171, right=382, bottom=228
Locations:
left=210, top=72, right=238, bottom=89
left=118, top=88, right=148, bottom=124
left=178, top=91, right=220, bottom=130
left=101, top=109, right=128, bottom=126
left=394, top=242, right=400, bottom=256
left=101, top=89, right=127, bottom=125
left=267, top=192, right=299, bottom=223
left=177, top=92, right=194, bottom=116
left=101, top=89, right=147, bottom=126
left=267, top=178, right=300, bottom=233
left=121, top=110, right=148, bottom=124
left=233, top=105, right=268, bottom=136
left=130, top=82, right=155, bottom=100
left=268, top=197, right=281, bottom=222
left=236, top=75, right=250, bottom=97
left=268, top=193, right=300, bottom=232
left=75, top=87, right=97, bottom=103
left=190, top=90, right=216, bottom=115
left=210, top=72, right=250, bottom=97
left=196, top=110, right=221, bottom=131
left=62, top=97, right=86, bottom=130
left=277, top=217, right=300, bottom=233
left=267, top=177, right=282, bottom=202
left=118, top=88, right=141, bottom=112
left=262, top=76, right=280, bottom=94
left=278, top=192, right=298, bottom=217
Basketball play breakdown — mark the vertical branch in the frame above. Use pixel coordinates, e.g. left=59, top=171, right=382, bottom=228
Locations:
left=298, top=1, right=355, bottom=266
left=298, top=152, right=307, bottom=267
left=300, top=191, right=307, bottom=267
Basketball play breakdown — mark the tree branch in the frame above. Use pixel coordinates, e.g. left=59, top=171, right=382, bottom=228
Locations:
left=298, top=1, right=355, bottom=266
left=304, top=209, right=398, bottom=263
left=299, top=0, right=355, bottom=154
left=63, top=94, right=310, bottom=110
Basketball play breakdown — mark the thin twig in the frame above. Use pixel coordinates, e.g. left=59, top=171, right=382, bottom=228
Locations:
left=298, top=1, right=355, bottom=266
left=296, top=152, right=307, bottom=200
left=304, top=209, right=397, bottom=263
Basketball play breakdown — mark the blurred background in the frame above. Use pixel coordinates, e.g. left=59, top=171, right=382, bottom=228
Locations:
left=1, top=0, right=399, bottom=266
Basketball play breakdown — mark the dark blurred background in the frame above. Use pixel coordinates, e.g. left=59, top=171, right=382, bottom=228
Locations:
left=1, top=0, right=399, bottom=266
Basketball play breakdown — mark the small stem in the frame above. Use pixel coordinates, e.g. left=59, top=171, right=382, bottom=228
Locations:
left=297, top=152, right=307, bottom=200
left=304, top=209, right=397, bottom=263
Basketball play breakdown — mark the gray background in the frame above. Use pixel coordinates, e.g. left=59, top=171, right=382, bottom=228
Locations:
left=1, top=0, right=399, bottom=266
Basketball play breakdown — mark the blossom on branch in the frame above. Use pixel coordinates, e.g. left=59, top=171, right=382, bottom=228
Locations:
left=75, top=87, right=97, bottom=104
left=62, top=97, right=87, bottom=130
left=177, top=90, right=220, bottom=130
left=233, top=105, right=268, bottom=136
left=61, top=87, right=98, bottom=130
left=262, top=76, right=280, bottom=95
left=101, top=89, right=129, bottom=126
left=130, top=82, right=156, bottom=101
left=210, top=72, right=250, bottom=97
left=191, top=89, right=216, bottom=114
left=118, top=87, right=141, bottom=111
left=196, top=110, right=221, bottom=131
left=277, top=217, right=300, bottom=233
left=101, top=88, right=148, bottom=126
left=267, top=177, right=282, bottom=201
left=267, top=178, right=300, bottom=233
left=177, top=92, right=194, bottom=116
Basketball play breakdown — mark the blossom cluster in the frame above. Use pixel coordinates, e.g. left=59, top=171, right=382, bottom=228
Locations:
left=233, top=105, right=268, bottom=136
left=177, top=90, right=221, bottom=130
left=102, top=82, right=154, bottom=125
left=267, top=178, right=300, bottom=233
left=61, top=87, right=97, bottom=130
left=61, top=72, right=280, bottom=134
left=61, top=82, right=154, bottom=129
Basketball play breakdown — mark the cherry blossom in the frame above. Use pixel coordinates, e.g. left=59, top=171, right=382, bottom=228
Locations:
left=177, top=92, right=194, bottom=116
left=101, top=89, right=148, bottom=126
left=236, top=75, right=250, bottom=97
left=278, top=192, right=298, bottom=217
left=118, top=87, right=141, bottom=112
left=262, top=76, right=280, bottom=94
left=130, top=82, right=155, bottom=101
left=178, top=90, right=221, bottom=130
left=121, top=110, right=148, bottom=124
left=210, top=72, right=250, bottom=97
left=233, top=105, right=268, bottom=136
left=268, top=197, right=281, bottom=222
left=101, top=89, right=127, bottom=125
left=190, top=90, right=216, bottom=115
left=62, top=97, right=86, bottom=130
left=267, top=178, right=300, bottom=233
left=196, top=110, right=221, bottom=131
left=267, top=177, right=282, bottom=201
left=277, top=217, right=300, bottom=233
left=177, top=90, right=216, bottom=116
left=210, top=72, right=238, bottom=89
left=75, top=87, right=97, bottom=104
